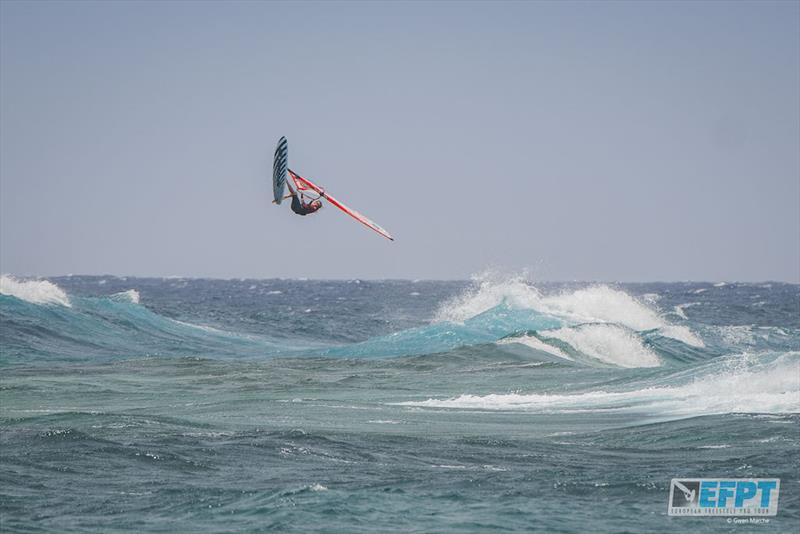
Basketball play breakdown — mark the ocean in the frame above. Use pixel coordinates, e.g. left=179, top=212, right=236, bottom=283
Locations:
left=1, top=274, right=798, bottom=532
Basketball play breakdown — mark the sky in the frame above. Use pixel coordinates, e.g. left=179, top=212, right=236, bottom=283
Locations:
left=1, top=0, right=798, bottom=281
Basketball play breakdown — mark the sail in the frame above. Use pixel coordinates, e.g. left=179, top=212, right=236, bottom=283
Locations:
left=288, top=169, right=394, bottom=241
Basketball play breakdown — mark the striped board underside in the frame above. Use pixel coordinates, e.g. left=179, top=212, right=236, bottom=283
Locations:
left=273, top=136, right=288, bottom=204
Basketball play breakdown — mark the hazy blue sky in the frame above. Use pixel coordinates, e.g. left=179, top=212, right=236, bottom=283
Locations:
left=1, top=0, right=798, bottom=281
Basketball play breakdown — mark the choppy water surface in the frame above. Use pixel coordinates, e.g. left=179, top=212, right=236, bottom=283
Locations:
left=1, top=275, right=798, bottom=532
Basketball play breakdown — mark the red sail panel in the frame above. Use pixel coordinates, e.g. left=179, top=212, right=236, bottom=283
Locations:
left=290, top=172, right=313, bottom=192
left=288, top=169, right=394, bottom=241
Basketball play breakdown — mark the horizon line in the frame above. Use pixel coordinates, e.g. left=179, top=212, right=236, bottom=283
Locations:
left=1, top=273, right=797, bottom=285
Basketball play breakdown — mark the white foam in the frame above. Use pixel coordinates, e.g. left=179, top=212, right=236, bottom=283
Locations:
left=434, top=272, right=541, bottom=323
left=111, top=289, right=140, bottom=304
left=0, top=275, right=71, bottom=307
left=658, top=325, right=704, bottom=347
left=540, top=285, right=662, bottom=331
left=398, top=390, right=646, bottom=411
left=641, top=293, right=660, bottom=304
left=435, top=275, right=704, bottom=348
left=396, top=352, right=800, bottom=417
left=172, top=319, right=227, bottom=334
left=673, top=302, right=700, bottom=320
left=716, top=325, right=757, bottom=346
left=543, top=324, right=661, bottom=368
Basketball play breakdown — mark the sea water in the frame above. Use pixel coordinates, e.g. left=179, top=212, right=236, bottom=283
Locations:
left=1, top=274, right=798, bottom=532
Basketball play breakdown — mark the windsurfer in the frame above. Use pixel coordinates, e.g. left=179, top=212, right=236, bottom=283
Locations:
left=287, top=181, right=322, bottom=216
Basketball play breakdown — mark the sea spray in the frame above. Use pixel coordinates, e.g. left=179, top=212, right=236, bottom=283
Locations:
left=0, top=274, right=71, bottom=307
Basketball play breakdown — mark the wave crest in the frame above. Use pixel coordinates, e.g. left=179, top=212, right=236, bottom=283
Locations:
left=0, top=275, right=71, bottom=307
left=542, top=324, right=661, bottom=368
left=435, top=273, right=541, bottom=323
left=435, top=274, right=704, bottom=355
left=110, top=289, right=140, bottom=304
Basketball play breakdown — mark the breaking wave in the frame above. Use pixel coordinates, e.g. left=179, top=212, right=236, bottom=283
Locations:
left=110, top=289, right=140, bottom=304
left=325, top=274, right=705, bottom=367
left=538, top=324, right=661, bottom=368
left=0, top=277, right=281, bottom=364
left=435, top=273, right=703, bottom=347
left=1, top=274, right=793, bottom=378
left=0, top=275, right=71, bottom=307
left=395, top=351, right=800, bottom=417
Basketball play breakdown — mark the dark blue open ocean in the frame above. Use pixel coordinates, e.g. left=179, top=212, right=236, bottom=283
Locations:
left=1, top=275, right=798, bottom=532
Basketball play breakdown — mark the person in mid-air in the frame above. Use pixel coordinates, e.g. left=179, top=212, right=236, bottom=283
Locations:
left=286, top=181, right=322, bottom=216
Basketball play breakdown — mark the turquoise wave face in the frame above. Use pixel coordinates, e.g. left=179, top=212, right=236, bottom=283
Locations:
left=0, top=292, right=282, bottom=364
left=0, top=290, right=729, bottom=368
left=320, top=304, right=564, bottom=358
left=2, top=278, right=798, bottom=368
